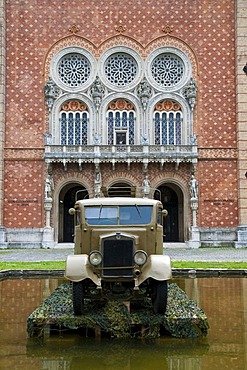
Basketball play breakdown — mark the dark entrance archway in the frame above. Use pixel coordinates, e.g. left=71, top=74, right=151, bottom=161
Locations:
left=156, top=184, right=184, bottom=242
left=59, top=184, right=88, bottom=242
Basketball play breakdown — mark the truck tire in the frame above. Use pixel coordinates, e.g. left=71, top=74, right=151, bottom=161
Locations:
left=152, top=280, right=168, bottom=314
left=72, top=281, right=84, bottom=315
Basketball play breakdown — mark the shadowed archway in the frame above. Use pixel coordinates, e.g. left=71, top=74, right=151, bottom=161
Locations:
left=156, top=184, right=184, bottom=242
left=58, top=184, right=88, bottom=242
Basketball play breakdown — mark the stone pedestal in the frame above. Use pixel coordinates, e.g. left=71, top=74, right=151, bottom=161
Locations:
left=44, top=197, right=52, bottom=228
left=235, top=225, right=247, bottom=248
left=42, top=227, right=55, bottom=249
left=188, top=198, right=201, bottom=248
left=42, top=197, right=55, bottom=248
left=190, top=197, right=198, bottom=226
left=0, top=226, right=7, bottom=248
left=188, top=226, right=201, bottom=248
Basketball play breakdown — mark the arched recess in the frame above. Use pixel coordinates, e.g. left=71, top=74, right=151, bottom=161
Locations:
left=51, top=93, right=95, bottom=145
left=100, top=92, right=141, bottom=145
left=106, top=99, right=136, bottom=145
left=147, top=92, right=191, bottom=145
left=58, top=183, right=88, bottom=242
left=156, top=183, right=184, bottom=242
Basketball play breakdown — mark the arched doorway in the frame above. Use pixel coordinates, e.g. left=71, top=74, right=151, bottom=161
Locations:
left=156, top=184, right=184, bottom=242
left=58, top=184, right=88, bottom=242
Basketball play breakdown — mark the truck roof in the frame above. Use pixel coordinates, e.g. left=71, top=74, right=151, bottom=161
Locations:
left=75, top=197, right=162, bottom=207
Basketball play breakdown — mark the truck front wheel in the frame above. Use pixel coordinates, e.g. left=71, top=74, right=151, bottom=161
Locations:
left=152, top=280, right=168, bottom=314
left=72, top=281, right=84, bottom=315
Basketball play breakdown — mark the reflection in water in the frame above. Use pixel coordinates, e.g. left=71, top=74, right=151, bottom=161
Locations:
left=27, top=336, right=209, bottom=370
left=0, top=277, right=246, bottom=370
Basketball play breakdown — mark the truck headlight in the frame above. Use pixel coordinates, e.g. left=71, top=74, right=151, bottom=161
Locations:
left=89, top=251, right=103, bottom=266
left=134, top=250, right=147, bottom=266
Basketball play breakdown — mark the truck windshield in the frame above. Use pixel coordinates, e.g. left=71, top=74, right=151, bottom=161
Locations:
left=85, top=205, right=153, bottom=225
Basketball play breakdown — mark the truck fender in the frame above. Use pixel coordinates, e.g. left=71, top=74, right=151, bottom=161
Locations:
left=138, top=254, right=172, bottom=285
left=64, top=254, right=100, bottom=286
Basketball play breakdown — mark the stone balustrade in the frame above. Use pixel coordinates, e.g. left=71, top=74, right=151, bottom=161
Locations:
left=44, top=144, right=198, bottom=167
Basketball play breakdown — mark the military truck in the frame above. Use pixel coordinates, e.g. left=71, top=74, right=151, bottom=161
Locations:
left=65, top=196, right=172, bottom=315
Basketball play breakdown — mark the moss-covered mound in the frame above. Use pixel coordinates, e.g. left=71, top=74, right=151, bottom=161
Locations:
left=27, top=283, right=209, bottom=339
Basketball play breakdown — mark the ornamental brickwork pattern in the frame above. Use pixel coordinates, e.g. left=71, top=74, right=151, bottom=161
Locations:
left=4, top=0, right=238, bottom=233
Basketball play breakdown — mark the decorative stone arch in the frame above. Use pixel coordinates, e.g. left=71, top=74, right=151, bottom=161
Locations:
left=100, top=92, right=142, bottom=144
left=147, top=92, right=191, bottom=145
left=53, top=178, right=89, bottom=243
left=98, top=45, right=144, bottom=92
left=145, top=35, right=199, bottom=79
left=43, top=36, right=98, bottom=81
left=154, top=177, right=190, bottom=242
left=43, top=42, right=97, bottom=137
left=97, top=34, right=145, bottom=59
left=43, top=34, right=199, bottom=81
left=145, top=46, right=192, bottom=93
left=51, top=93, right=95, bottom=145
left=49, top=46, right=97, bottom=93
left=144, top=38, right=198, bottom=144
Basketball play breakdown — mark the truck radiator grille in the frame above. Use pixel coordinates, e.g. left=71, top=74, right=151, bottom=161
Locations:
left=102, top=239, right=134, bottom=277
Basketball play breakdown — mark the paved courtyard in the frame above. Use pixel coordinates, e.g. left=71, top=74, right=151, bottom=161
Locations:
left=0, top=244, right=247, bottom=262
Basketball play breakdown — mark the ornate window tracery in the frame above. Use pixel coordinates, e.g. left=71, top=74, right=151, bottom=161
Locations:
left=104, top=53, right=138, bottom=87
left=57, top=53, right=91, bottom=88
left=47, top=45, right=194, bottom=147
left=154, top=100, right=182, bottom=145
left=107, top=99, right=135, bottom=145
left=151, top=53, right=184, bottom=87
left=59, top=100, right=88, bottom=145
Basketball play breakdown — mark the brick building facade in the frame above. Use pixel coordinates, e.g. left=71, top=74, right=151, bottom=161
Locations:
left=0, top=0, right=246, bottom=248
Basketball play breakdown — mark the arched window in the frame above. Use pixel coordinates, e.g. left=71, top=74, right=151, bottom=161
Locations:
left=107, top=99, right=135, bottom=145
left=154, top=100, right=182, bottom=145
left=59, top=100, right=89, bottom=145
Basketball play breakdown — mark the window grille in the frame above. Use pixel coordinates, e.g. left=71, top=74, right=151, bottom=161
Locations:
left=107, top=99, right=135, bottom=145
left=151, top=53, right=184, bottom=87
left=154, top=100, right=182, bottom=145
left=104, top=53, right=137, bottom=87
left=59, top=101, right=88, bottom=145
left=57, top=53, right=91, bottom=88
left=107, top=111, right=135, bottom=145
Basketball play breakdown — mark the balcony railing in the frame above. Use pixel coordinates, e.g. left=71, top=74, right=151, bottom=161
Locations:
left=44, top=144, right=198, bottom=167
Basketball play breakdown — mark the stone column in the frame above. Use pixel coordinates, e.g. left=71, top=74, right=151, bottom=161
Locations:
left=235, top=0, right=247, bottom=247
left=188, top=198, right=200, bottom=248
left=190, top=198, right=198, bottom=227
left=44, top=198, right=52, bottom=228
left=188, top=174, right=200, bottom=248
left=42, top=198, right=55, bottom=248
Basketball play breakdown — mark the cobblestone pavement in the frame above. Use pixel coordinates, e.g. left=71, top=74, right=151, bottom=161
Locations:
left=0, top=245, right=247, bottom=262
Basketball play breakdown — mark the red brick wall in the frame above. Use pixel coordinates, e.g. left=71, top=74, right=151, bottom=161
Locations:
left=198, top=160, right=238, bottom=227
left=4, top=160, right=44, bottom=227
left=4, top=0, right=237, bottom=229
